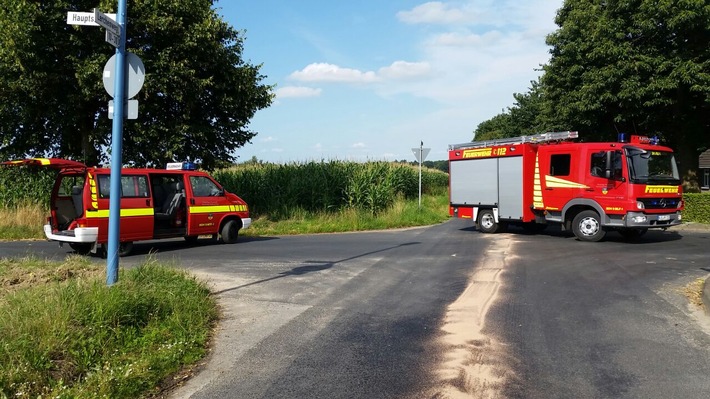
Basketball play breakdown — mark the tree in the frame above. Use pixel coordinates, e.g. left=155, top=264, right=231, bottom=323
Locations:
left=0, top=0, right=273, bottom=170
left=541, top=0, right=710, bottom=187
left=473, top=79, right=546, bottom=141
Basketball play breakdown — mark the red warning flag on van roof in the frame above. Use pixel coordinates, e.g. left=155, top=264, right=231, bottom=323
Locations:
left=1, top=158, right=86, bottom=169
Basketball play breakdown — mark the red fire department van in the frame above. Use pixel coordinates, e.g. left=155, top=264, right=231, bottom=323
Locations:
left=448, top=131, right=683, bottom=241
left=2, top=158, right=251, bottom=255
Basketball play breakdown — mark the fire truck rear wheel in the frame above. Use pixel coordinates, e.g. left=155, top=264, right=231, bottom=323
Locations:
left=221, top=220, right=239, bottom=244
left=477, top=209, right=501, bottom=234
left=572, top=210, right=606, bottom=242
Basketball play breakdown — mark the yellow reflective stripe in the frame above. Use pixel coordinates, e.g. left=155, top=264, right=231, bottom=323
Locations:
left=189, top=204, right=248, bottom=214
left=36, top=158, right=51, bottom=165
left=544, top=175, right=590, bottom=189
left=85, top=208, right=154, bottom=218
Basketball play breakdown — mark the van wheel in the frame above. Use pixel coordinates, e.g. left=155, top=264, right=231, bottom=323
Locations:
left=477, top=209, right=501, bottom=233
left=69, top=243, right=92, bottom=255
left=572, top=210, right=606, bottom=242
left=221, top=220, right=239, bottom=244
left=119, top=242, right=134, bottom=256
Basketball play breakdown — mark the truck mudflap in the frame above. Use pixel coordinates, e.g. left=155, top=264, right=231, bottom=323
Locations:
left=623, top=211, right=682, bottom=228
left=43, top=224, right=99, bottom=243
left=241, top=218, right=252, bottom=230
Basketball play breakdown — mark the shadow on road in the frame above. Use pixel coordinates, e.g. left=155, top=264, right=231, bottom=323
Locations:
left=211, top=241, right=420, bottom=295
left=459, top=222, right=684, bottom=244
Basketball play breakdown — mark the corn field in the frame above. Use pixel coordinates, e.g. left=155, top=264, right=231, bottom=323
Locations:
left=1, top=161, right=448, bottom=219
left=214, top=161, right=449, bottom=218
left=0, top=167, right=55, bottom=208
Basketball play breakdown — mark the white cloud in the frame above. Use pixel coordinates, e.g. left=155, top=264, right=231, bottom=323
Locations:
left=427, top=30, right=503, bottom=47
left=261, top=136, right=277, bottom=142
left=378, top=61, right=432, bottom=80
left=275, top=86, right=323, bottom=98
left=351, top=142, right=366, bottom=148
left=289, top=63, right=379, bottom=83
left=397, top=2, right=475, bottom=25
left=290, top=61, right=431, bottom=84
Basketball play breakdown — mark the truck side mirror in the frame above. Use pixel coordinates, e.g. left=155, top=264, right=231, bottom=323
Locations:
left=605, top=151, right=613, bottom=179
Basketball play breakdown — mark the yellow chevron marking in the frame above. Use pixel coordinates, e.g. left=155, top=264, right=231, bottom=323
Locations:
left=544, top=175, right=590, bottom=189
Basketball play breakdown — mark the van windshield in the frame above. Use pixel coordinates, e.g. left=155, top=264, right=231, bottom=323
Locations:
left=625, top=147, right=680, bottom=185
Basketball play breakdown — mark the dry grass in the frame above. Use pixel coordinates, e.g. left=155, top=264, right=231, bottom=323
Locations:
left=0, top=202, right=45, bottom=227
left=683, top=278, right=706, bottom=308
left=0, top=202, right=46, bottom=240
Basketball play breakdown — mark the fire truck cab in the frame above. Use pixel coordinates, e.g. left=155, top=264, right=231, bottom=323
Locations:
left=3, top=158, right=251, bottom=255
left=448, top=131, right=683, bottom=241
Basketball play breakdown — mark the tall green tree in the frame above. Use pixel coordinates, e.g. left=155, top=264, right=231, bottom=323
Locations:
left=541, top=0, right=710, bottom=186
left=473, top=79, right=546, bottom=141
left=0, top=0, right=273, bottom=169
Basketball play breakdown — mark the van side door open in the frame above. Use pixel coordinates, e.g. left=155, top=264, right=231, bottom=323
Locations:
left=94, top=173, right=154, bottom=242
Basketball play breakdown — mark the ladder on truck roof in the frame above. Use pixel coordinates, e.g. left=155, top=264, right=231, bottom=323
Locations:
left=449, top=131, right=578, bottom=150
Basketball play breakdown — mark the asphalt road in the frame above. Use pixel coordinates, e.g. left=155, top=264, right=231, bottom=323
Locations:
left=1, top=220, right=709, bottom=398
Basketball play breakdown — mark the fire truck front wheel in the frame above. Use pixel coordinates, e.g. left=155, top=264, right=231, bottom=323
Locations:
left=572, top=210, right=606, bottom=242
left=477, top=209, right=502, bottom=234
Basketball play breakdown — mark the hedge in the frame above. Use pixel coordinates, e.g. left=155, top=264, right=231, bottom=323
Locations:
left=682, top=193, right=710, bottom=224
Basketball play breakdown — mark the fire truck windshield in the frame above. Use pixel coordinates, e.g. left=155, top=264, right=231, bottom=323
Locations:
left=625, top=147, right=680, bottom=185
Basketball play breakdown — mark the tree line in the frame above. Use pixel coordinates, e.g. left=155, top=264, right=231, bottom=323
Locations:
left=0, top=0, right=273, bottom=170
left=473, top=0, right=709, bottom=190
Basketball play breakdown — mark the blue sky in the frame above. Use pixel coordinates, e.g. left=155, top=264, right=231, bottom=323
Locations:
left=217, top=0, right=563, bottom=163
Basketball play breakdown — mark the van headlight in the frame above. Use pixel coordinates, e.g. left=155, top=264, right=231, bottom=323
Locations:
left=636, top=201, right=645, bottom=210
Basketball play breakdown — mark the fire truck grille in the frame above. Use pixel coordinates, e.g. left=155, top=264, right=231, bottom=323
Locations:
left=639, top=198, right=680, bottom=209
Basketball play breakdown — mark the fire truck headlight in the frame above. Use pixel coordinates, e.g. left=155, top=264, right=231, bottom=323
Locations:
left=636, top=201, right=645, bottom=210
left=632, top=215, right=647, bottom=223
left=677, top=200, right=683, bottom=209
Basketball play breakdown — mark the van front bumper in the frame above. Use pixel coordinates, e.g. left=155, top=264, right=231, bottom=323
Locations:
left=44, top=224, right=99, bottom=243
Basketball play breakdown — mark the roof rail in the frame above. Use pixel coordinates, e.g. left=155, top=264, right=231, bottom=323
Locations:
left=449, top=131, right=579, bottom=150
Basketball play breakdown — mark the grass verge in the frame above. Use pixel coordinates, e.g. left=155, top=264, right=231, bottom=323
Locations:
left=0, top=255, right=218, bottom=399
left=245, top=191, right=450, bottom=236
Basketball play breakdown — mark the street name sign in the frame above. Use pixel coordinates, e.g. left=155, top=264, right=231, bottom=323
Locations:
left=66, top=11, right=116, bottom=26
left=105, top=30, right=120, bottom=47
left=93, top=8, right=121, bottom=35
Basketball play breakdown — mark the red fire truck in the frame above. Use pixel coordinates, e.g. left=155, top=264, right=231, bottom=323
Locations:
left=2, top=158, right=251, bottom=255
left=448, top=131, right=683, bottom=241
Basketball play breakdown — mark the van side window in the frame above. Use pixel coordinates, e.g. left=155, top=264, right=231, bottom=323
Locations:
left=98, top=175, right=149, bottom=198
left=550, top=154, right=571, bottom=176
left=190, top=176, right=222, bottom=197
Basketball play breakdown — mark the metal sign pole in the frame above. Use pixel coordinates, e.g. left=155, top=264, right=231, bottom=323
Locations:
left=418, top=141, right=423, bottom=209
left=106, top=0, right=128, bottom=286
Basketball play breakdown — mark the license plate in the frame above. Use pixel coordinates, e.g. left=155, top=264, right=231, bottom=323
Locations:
left=658, top=215, right=670, bottom=221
